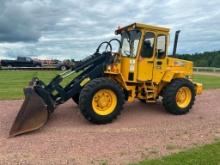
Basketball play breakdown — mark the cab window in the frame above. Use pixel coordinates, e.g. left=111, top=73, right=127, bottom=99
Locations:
left=121, top=30, right=141, bottom=57
left=141, top=32, right=155, bottom=58
left=156, top=35, right=166, bottom=59
left=26, top=57, right=32, bottom=62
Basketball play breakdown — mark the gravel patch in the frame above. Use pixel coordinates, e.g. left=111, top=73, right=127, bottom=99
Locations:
left=0, top=89, right=220, bottom=165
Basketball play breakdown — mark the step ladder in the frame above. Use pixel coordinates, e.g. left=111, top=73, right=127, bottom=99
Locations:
left=145, top=82, right=156, bottom=102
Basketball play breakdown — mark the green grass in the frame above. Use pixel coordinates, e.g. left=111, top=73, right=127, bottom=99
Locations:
left=193, top=74, right=220, bottom=89
left=0, top=70, right=60, bottom=99
left=0, top=71, right=220, bottom=100
left=135, top=140, right=220, bottom=165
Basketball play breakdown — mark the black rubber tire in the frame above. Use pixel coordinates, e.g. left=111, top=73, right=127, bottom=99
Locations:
left=72, top=93, right=80, bottom=105
left=162, top=78, right=195, bottom=115
left=79, top=77, right=125, bottom=124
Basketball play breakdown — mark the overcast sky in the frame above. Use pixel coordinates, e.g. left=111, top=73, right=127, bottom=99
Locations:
left=0, top=0, right=220, bottom=60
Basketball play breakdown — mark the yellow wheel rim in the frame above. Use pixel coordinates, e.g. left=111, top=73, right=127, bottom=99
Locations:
left=176, top=87, right=192, bottom=108
left=92, top=89, right=117, bottom=116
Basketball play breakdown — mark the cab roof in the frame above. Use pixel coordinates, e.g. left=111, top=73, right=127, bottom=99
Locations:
left=115, top=23, right=170, bottom=34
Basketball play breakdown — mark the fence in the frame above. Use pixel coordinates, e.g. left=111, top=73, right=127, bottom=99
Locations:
left=0, top=66, right=57, bottom=70
left=193, top=67, right=220, bottom=73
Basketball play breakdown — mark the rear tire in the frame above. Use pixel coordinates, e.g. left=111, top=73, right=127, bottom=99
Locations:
left=162, top=78, right=195, bottom=115
left=79, top=77, right=125, bottom=124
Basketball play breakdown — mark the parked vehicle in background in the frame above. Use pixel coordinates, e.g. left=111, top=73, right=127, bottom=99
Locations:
left=40, top=59, right=61, bottom=66
left=56, top=59, right=76, bottom=70
left=56, top=62, right=70, bottom=71
left=0, top=57, right=42, bottom=67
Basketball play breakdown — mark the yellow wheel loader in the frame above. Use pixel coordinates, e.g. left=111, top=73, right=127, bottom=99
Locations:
left=9, top=23, right=203, bottom=137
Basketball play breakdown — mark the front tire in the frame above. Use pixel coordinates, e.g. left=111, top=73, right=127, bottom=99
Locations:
left=79, top=77, right=125, bottom=124
left=162, top=78, right=195, bottom=115
left=72, top=93, right=80, bottom=105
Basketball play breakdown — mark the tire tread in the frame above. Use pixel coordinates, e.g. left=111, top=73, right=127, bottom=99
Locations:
left=79, top=77, right=125, bottom=124
left=162, top=78, right=195, bottom=115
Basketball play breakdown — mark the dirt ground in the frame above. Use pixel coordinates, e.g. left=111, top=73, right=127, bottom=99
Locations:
left=0, top=89, right=220, bottom=165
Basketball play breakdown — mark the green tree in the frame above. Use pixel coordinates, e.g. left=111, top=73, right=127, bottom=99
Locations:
left=177, top=50, right=220, bottom=67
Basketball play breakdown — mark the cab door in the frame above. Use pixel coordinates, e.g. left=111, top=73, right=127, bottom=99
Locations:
left=152, top=34, right=167, bottom=84
left=137, top=31, right=156, bottom=81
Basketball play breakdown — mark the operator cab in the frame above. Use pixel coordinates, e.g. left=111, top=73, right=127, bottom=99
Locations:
left=115, top=23, right=170, bottom=83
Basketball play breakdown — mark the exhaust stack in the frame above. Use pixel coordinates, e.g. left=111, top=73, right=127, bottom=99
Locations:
left=173, top=30, right=181, bottom=56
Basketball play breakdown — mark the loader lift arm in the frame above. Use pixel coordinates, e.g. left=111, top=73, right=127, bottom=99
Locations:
left=9, top=41, right=117, bottom=137
left=36, top=41, right=114, bottom=110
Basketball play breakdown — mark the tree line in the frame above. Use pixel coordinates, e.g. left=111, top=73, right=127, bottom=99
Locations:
left=176, top=51, right=220, bottom=68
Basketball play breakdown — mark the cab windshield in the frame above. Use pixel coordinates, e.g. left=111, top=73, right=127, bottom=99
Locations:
left=121, top=29, right=141, bottom=57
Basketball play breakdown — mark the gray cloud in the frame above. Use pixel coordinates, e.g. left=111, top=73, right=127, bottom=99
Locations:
left=0, top=0, right=68, bottom=42
left=0, top=0, right=220, bottom=60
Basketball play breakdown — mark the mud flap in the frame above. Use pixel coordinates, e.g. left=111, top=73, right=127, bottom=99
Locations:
left=9, top=87, right=49, bottom=137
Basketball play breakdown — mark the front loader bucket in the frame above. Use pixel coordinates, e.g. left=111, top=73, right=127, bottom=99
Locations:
left=9, top=87, right=49, bottom=137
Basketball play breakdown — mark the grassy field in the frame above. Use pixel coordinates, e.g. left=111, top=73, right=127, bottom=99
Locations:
left=0, top=70, right=219, bottom=100
left=0, top=70, right=79, bottom=100
left=193, top=74, right=220, bottom=89
left=135, top=140, right=220, bottom=165
left=0, top=71, right=59, bottom=99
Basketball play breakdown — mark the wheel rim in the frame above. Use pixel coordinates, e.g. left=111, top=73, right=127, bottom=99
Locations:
left=176, top=87, right=192, bottom=108
left=92, top=89, right=117, bottom=115
left=61, top=66, right=66, bottom=70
